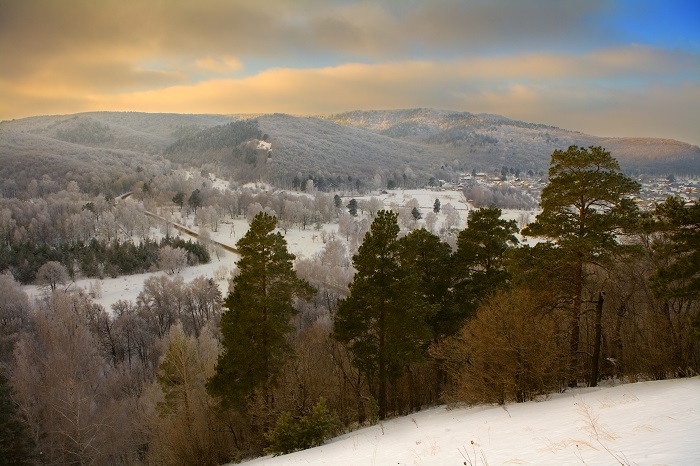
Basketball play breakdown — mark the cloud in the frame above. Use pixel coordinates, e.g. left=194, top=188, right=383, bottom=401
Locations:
left=194, top=56, right=244, bottom=74
left=0, top=0, right=613, bottom=77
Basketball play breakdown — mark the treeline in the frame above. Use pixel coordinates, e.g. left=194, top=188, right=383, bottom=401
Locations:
left=0, top=175, right=221, bottom=284
left=0, top=236, right=209, bottom=284
left=0, top=168, right=345, bottom=285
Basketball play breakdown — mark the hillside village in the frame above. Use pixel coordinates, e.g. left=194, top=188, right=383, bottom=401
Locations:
left=446, top=171, right=699, bottom=209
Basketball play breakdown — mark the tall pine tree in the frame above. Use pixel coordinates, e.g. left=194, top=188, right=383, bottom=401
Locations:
left=398, top=228, right=453, bottom=340
left=524, top=146, right=639, bottom=385
left=650, top=196, right=700, bottom=362
left=334, top=211, right=434, bottom=419
left=207, top=212, right=314, bottom=409
left=651, top=196, right=700, bottom=301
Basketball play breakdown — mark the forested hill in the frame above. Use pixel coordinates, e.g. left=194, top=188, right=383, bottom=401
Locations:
left=325, top=109, right=700, bottom=176
left=0, top=112, right=236, bottom=195
left=254, top=113, right=446, bottom=189
left=2, top=110, right=699, bottom=195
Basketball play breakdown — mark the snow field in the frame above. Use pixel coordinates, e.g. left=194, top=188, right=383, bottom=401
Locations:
left=238, top=377, right=700, bottom=465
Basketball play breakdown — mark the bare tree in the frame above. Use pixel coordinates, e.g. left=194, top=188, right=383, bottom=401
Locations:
left=11, top=293, right=133, bottom=465
left=441, top=203, right=461, bottom=231
left=147, top=324, right=228, bottom=465
left=431, top=288, right=566, bottom=405
left=424, top=211, right=438, bottom=233
left=137, top=275, right=185, bottom=338
left=0, top=272, right=31, bottom=368
left=182, top=276, right=223, bottom=337
left=360, top=197, right=384, bottom=219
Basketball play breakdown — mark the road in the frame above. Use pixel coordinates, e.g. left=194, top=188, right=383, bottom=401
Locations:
left=117, top=191, right=239, bottom=254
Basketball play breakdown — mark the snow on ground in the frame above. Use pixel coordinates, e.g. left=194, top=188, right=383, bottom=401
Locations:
left=363, top=188, right=470, bottom=213
left=238, top=377, right=700, bottom=466
left=22, top=218, right=337, bottom=311
left=349, top=188, right=540, bottom=244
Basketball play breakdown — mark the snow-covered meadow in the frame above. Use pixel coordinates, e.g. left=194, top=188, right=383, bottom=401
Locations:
left=238, top=376, right=700, bottom=465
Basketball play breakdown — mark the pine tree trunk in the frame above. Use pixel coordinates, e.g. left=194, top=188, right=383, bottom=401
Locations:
left=569, top=261, right=583, bottom=386
left=378, top=305, right=387, bottom=419
left=589, top=291, right=605, bottom=387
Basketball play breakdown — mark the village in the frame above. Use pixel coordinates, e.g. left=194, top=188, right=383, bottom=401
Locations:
left=441, top=171, right=699, bottom=210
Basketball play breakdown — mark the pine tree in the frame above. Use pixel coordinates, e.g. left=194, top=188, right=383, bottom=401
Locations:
left=398, top=228, right=453, bottom=340
left=650, top=196, right=700, bottom=356
left=334, top=211, right=434, bottom=419
left=347, top=198, right=358, bottom=217
left=524, top=146, right=640, bottom=385
left=453, top=207, right=518, bottom=320
left=651, top=196, right=700, bottom=301
left=188, top=189, right=203, bottom=214
left=411, top=206, right=422, bottom=220
left=433, top=198, right=441, bottom=214
left=173, top=191, right=185, bottom=210
left=207, top=212, right=314, bottom=408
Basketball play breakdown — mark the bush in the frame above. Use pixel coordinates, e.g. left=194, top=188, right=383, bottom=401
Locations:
left=430, top=288, right=566, bottom=405
left=264, top=398, right=341, bottom=456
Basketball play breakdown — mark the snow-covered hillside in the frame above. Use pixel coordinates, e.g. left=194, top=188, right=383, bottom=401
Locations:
left=238, top=377, right=699, bottom=465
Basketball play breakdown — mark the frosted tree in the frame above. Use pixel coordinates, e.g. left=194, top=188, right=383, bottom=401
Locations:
left=35, top=260, right=69, bottom=291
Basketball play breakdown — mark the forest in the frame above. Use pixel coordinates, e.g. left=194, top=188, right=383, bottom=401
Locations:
left=1, top=146, right=698, bottom=465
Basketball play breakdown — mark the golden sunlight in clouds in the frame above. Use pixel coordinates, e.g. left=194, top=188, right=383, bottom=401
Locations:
left=1, top=49, right=698, bottom=146
left=22, top=47, right=692, bottom=119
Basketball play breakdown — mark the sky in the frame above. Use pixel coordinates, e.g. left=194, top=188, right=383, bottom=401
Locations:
left=1, top=0, right=699, bottom=145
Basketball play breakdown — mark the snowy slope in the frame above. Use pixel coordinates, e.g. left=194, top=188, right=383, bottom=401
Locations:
left=238, top=377, right=699, bottom=465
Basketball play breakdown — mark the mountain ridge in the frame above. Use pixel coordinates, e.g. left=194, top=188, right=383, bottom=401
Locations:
left=2, top=109, right=698, bottom=194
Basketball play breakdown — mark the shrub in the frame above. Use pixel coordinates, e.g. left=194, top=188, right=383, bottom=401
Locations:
left=264, top=398, right=341, bottom=456
left=431, top=288, right=566, bottom=405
